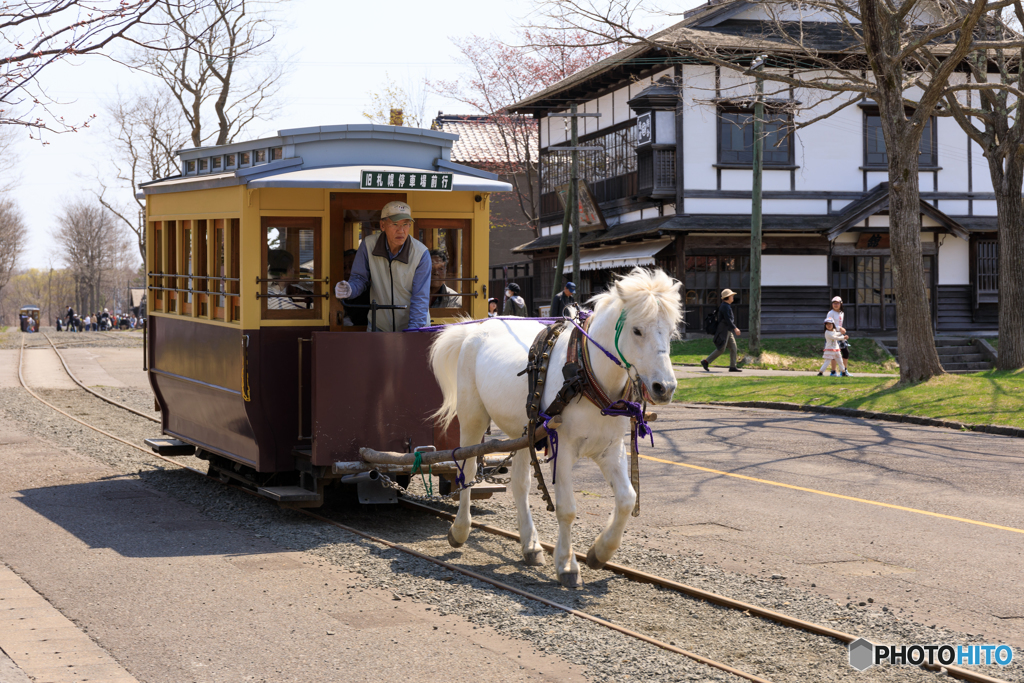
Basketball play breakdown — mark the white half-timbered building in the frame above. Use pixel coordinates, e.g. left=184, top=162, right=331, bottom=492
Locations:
left=511, top=0, right=999, bottom=334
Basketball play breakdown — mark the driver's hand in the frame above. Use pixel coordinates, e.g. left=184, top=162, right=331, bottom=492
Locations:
left=334, top=281, right=352, bottom=299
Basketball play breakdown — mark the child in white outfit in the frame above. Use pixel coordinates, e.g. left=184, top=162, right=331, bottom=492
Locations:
left=819, top=320, right=848, bottom=376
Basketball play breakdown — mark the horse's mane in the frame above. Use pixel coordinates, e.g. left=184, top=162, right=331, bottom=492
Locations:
left=589, top=267, right=683, bottom=331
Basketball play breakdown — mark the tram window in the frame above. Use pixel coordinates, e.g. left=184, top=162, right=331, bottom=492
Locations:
left=213, top=219, right=226, bottom=320
left=262, top=217, right=322, bottom=319
left=239, top=152, right=251, bottom=166
left=198, top=159, right=208, bottom=172
left=180, top=220, right=193, bottom=315
left=151, top=222, right=163, bottom=311
left=229, top=219, right=240, bottom=321
left=211, top=156, right=222, bottom=170
left=225, top=154, right=236, bottom=168
left=270, top=147, right=283, bottom=161
left=185, top=160, right=196, bottom=174
left=418, top=219, right=471, bottom=316
left=166, top=221, right=177, bottom=313
left=196, top=220, right=209, bottom=317
left=255, top=150, right=267, bottom=164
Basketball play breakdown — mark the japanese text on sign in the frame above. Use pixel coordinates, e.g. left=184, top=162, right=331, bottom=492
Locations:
left=360, top=171, right=453, bottom=191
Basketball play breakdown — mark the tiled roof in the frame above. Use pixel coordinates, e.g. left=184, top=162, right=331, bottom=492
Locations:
left=433, top=115, right=537, bottom=166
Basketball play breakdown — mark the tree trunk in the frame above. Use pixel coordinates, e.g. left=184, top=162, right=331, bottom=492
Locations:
left=992, top=154, right=1024, bottom=370
left=882, top=118, right=945, bottom=383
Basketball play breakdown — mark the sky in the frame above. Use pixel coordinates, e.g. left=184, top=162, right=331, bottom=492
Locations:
left=10, top=0, right=686, bottom=270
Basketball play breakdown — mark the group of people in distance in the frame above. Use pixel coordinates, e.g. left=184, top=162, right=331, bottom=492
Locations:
left=700, top=291, right=852, bottom=376
left=58, top=306, right=138, bottom=332
left=486, top=280, right=578, bottom=319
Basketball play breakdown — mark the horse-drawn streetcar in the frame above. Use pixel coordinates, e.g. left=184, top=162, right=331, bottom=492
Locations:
left=141, top=124, right=511, bottom=506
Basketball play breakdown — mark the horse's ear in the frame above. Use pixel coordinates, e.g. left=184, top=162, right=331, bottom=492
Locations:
left=614, top=281, right=625, bottom=299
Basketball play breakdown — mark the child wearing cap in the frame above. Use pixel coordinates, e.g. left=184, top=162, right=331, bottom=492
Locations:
left=825, top=296, right=850, bottom=374
left=818, top=320, right=849, bottom=377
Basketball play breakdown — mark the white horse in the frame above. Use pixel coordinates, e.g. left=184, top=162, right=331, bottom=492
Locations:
left=429, top=268, right=682, bottom=587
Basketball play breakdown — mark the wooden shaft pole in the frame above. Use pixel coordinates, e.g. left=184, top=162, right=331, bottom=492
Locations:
left=359, top=417, right=562, bottom=466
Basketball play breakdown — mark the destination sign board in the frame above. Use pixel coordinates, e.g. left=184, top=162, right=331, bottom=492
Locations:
left=360, top=170, right=454, bottom=191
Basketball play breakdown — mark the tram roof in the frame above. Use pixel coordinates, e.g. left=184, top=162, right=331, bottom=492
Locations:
left=139, top=124, right=513, bottom=195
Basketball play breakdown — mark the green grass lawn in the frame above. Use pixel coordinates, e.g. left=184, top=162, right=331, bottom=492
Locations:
left=670, top=337, right=898, bottom=374
left=674, top=371, right=1024, bottom=429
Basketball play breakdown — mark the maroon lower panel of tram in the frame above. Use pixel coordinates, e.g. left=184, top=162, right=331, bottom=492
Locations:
left=148, top=315, right=259, bottom=466
left=310, top=331, right=450, bottom=466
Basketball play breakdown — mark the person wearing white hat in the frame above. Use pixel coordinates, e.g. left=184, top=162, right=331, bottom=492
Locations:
left=818, top=318, right=849, bottom=377
left=333, top=201, right=431, bottom=331
left=825, top=295, right=850, bottom=374
left=700, top=288, right=742, bottom=372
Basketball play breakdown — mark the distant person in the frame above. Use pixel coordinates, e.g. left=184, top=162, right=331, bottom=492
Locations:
left=825, top=296, right=850, bottom=374
left=429, top=250, right=460, bottom=309
left=818, top=319, right=849, bottom=377
left=550, top=281, right=576, bottom=317
left=266, top=249, right=308, bottom=310
left=700, top=288, right=742, bottom=373
left=83, top=314, right=91, bottom=331
left=503, top=283, right=527, bottom=317
left=487, top=298, right=499, bottom=317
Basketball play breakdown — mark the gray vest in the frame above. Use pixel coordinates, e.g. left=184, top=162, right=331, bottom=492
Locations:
left=364, top=232, right=427, bottom=332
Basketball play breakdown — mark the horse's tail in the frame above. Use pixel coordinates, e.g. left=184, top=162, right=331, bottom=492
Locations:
left=429, top=323, right=474, bottom=431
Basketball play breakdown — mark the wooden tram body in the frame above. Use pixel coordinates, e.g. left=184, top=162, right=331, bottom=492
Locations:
left=140, top=125, right=510, bottom=504
left=19, top=305, right=40, bottom=332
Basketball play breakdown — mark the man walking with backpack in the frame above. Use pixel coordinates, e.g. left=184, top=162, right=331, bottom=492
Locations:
left=701, top=288, right=742, bottom=372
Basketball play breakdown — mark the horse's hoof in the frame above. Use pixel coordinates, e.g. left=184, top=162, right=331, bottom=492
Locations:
left=557, top=571, right=583, bottom=589
left=585, top=546, right=606, bottom=570
left=523, top=550, right=545, bottom=566
left=447, top=529, right=464, bottom=549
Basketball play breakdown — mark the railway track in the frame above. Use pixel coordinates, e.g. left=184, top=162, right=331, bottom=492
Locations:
left=14, top=334, right=1011, bottom=683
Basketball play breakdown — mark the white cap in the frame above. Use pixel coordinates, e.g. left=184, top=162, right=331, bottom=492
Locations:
left=831, top=296, right=842, bottom=303
left=381, top=201, right=413, bottom=222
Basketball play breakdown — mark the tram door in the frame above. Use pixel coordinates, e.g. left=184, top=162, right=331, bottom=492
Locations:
left=328, top=192, right=406, bottom=331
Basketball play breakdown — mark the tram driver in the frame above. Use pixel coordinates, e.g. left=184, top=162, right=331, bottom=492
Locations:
left=333, top=201, right=431, bottom=331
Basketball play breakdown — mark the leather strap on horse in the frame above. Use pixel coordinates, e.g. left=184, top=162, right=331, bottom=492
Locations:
left=521, top=321, right=567, bottom=512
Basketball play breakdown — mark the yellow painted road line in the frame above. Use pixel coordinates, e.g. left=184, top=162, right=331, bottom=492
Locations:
left=640, top=454, right=1024, bottom=535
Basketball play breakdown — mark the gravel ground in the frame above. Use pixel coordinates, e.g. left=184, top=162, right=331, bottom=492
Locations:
left=10, top=328, right=145, bottom=350
left=4, top=342, right=1020, bottom=683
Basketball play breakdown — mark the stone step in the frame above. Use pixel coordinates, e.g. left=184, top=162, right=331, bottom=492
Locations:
left=942, top=362, right=993, bottom=372
left=935, top=345, right=977, bottom=355
left=936, top=353, right=987, bottom=364
left=935, top=338, right=974, bottom=347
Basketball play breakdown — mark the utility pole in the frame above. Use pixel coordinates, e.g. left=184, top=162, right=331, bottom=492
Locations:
left=749, top=55, right=766, bottom=357
left=548, top=106, right=602, bottom=304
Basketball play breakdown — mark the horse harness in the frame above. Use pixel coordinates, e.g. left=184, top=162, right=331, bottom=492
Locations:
left=520, top=316, right=646, bottom=515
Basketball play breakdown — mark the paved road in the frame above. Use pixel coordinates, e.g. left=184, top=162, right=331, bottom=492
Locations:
left=569, top=403, right=1024, bottom=646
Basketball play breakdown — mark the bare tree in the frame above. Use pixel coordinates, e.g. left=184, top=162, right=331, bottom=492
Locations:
left=98, top=88, right=188, bottom=262
left=430, top=28, right=615, bottom=231
left=0, top=0, right=209, bottom=136
left=130, top=0, right=286, bottom=147
left=53, top=198, right=133, bottom=315
left=540, top=0, right=1011, bottom=383
left=362, top=73, right=429, bottom=128
left=0, top=197, right=27, bottom=323
left=933, top=10, right=1024, bottom=370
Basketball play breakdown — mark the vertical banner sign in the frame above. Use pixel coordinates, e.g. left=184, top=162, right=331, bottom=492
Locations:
left=361, top=170, right=454, bottom=191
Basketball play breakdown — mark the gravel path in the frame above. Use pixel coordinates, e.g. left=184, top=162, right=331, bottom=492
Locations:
left=3, top=342, right=1019, bottom=683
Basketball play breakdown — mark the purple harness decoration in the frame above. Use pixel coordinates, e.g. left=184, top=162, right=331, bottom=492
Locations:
left=450, top=447, right=466, bottom=489
left=600, top=399, right=654, bottom=451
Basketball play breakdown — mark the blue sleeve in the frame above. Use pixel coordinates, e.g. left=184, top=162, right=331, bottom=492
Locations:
left=407, top=249, right=432, bottom=329
left=347, top=242, right=370, bottom=298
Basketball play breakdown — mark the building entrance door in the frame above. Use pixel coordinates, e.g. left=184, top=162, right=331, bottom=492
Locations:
left=830, top=255, right=933, bottom=331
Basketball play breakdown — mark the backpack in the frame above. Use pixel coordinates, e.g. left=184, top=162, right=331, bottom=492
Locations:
left=703, top=309, right=719, bottom=335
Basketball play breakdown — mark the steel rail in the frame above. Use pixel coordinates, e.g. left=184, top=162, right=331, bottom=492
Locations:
left=398, top=499, right=1010, bottom=683
left=40, top=332, right=160, bottom=423
left=17, top=336, right=199, bottom=474
left=20, top=335, right=1010, bottom=683
left=16, top=336, right=774, bottom=683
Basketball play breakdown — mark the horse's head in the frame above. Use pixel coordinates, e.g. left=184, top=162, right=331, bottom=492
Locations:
left=592, top=268, right=682, bottom=405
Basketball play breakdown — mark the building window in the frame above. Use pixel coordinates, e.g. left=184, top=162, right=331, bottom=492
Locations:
left=865, top=113, right=937, bottom=167
left=539, top=121, right=639, bottom=215
left=717, top=108, right=792, bottom=166
left=683, top=255, right=749, bottom=332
